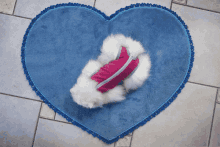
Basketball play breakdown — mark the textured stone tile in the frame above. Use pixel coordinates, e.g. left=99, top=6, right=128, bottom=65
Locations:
left=40, top=103, right=55, bottom=119
left=131, top=83, right=217, bottom=147
left=187, top=0, right=220, bottom=13
left=95, top=0, right=171, bottom=16
left=172, top=4, right=220, bottom=87
left=173, top=0, right=186, bottom=4
left=0, top=94, right=41, bottom=147
left=0, top=0, right=16, bottom=14
left=209, top=103, right=220, bottom=147
left=55, top=112, right=69, bottom=123
left=115, top=135, right=132, bottom=147
left=0, top=14, right=42, bottom=101
left=14, top=0, right=95, bottom=19
left=33, top=118, right=114, bottom=147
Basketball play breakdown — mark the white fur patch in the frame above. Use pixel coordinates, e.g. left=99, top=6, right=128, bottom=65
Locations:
left=123, top=53, right=151, bottom=92
left=97, top=34, right=145, bottom=65
left=70, top=34, right=151, bottom=109
left=103, top=85, right=126, bottom=103
left=70, top=74, right=104, bottom=109
left=81, top=59, right=102, bottom=77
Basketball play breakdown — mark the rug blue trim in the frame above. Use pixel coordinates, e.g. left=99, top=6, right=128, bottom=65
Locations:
left=21, top=2, right=194, bottom=144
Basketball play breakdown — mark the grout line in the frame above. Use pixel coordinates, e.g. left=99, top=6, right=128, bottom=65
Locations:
left=12, top=14, right=32, bottom=20
left=12, top=0, right=18, bottom=15
left=31, top=102, right=43, bottom=147
left=39, top=116, right=72, bottom=124
left=170, top=0, right=173, bottom=10
left=129, top=132, right=133, bottom=147
left=207, top=89, right=218, bottom=147
left=0, top=12, right=32, bottom=20
left=93, top=0, right=96, bottom=7
left=54, top=112, right=56, bottom=120
left=0, top=92, right=43, bottom=102
left=172, top=1, right=220, bottom=14
left=187, top=81, right=220, bottom=88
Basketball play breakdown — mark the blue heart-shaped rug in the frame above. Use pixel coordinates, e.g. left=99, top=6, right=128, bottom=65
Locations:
left=21, top=3, right=194, bottom=144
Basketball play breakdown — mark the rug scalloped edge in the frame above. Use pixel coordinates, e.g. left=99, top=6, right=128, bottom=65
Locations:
left=21, top=2, right=194, bottom=144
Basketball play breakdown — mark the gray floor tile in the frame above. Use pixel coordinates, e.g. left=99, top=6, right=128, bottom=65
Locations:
left=187, top=0, right=220, bottom=13
left=172, top=4, right=220, bottom=87
left=115, top=134, right=132, bottom=147
left=0, top=94, right=41, bottom=147
left=95, top=0, right=171, bottom=16
left=33, top=118, right=114, bottom=147
left=40, top=103, right=55, bottom=119
left=55, top=112, right=69, bottom=123
left=0, top=14, right=42, bottom=101
left=14, top=0, right=95, bottom=19
left=209, top=103, right=220, bottom=147
left=0, top=0, right=16, bottom=14
left=173, top=0, right=186, bottom=4
left=131, top=83, right=217, bottom=147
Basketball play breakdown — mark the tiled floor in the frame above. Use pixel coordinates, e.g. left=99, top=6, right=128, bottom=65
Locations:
left=0, top=0, right=220, bottom=146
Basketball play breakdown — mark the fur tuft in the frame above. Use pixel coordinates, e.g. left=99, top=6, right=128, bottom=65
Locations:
left=70, top=74, right=104, bottom=109
left=81, top=60, right=103, bottom=77
left=70, top=34, right=151, bottom=109
left=70, top=74, right=126, bottom=108
left=123, top=53, right=151, bottom=92
left=70, top=59, right=127, bottom=109
left=103, top=85, right=126, bottom=103
left=97, top=34, right=145, bottom=65
left=124, top=37, right=145, bottom=57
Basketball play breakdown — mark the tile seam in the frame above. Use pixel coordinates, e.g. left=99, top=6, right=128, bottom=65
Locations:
left=93, top=0, right=96, bottom=7
left=39, top=116, right=72, bottom=124
left=54, top=112, right=56, bottom=120
left=187, top=81, right=220, bottom=88
left=12, top=0, right=17, bottom=15
left=207, top=88, right=218, bottom=147
left=0, top=92, right=43, bottom=102
left=31, top=102, right=42, bottom=147
left=0, top=12, right=32, bottom=19
left=170, top=0, right=173, bottom=9
left=129, top=132, right=133, bottom=147
left=172, top=1, right=220, bottom=14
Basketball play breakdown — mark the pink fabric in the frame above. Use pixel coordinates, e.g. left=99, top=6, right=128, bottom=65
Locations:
left=91, top=47, right=139, bottom=93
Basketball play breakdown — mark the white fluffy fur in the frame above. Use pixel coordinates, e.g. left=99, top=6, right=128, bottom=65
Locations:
left=81, top=59, right=102, bottom=77
left=70, top=34, right=151, bottom=109
left=70, top=59, right=126, bottom=108
left=123, top=53, right=151, bottom=92
left=97, top=34, right=145, bottom=65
